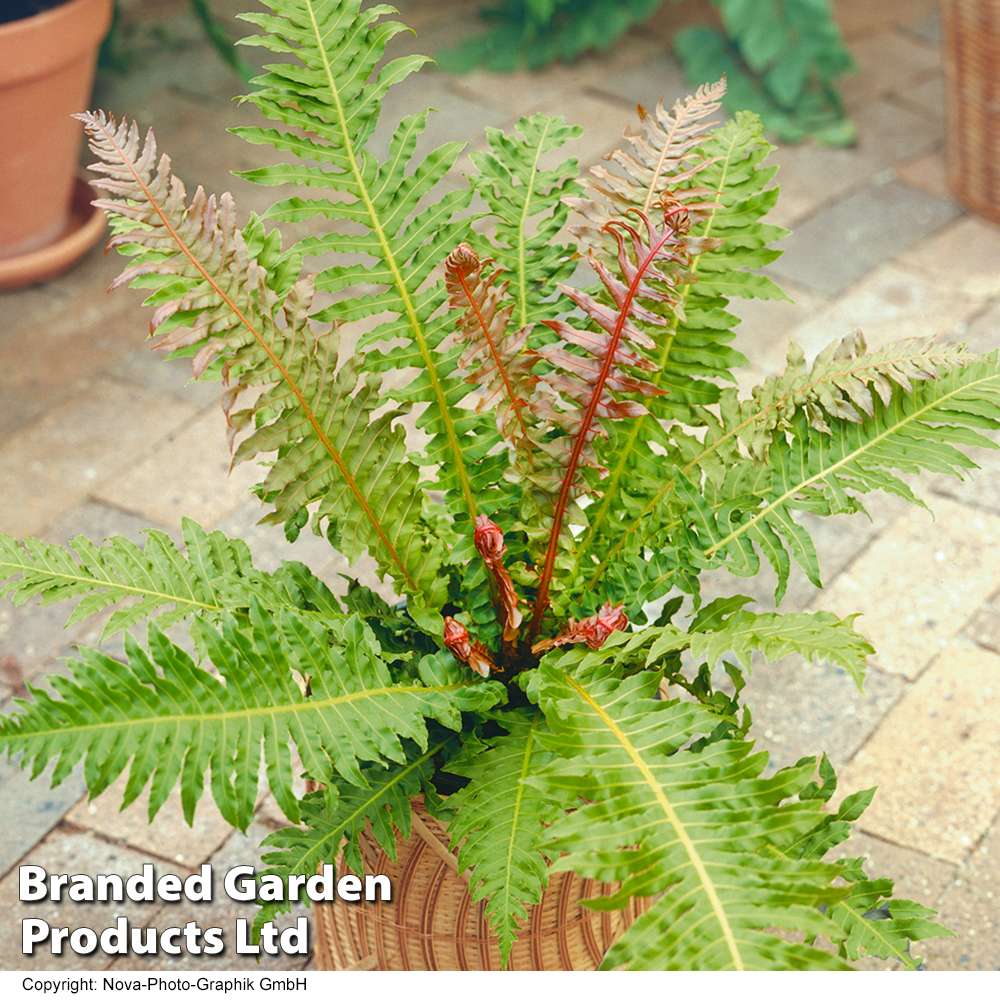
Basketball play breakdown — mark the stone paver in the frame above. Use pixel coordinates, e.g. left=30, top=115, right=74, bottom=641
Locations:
left=783, top=263, right=977, bottom=363
left=105, top=823, right=312, bottom=974
left=768, top=181, right=962, bottom=297
left=768, top=99, right=946, bottom=230
left=452, top=38, right=669, bottom=121
left=372, top=73, right=503, bottom=167
left=1, top=0, right=999, bottom=974
left=813, top=499, right=1000, bottom=679
left=902, top=5, right=943, bottom=47
left=897, top=74, right=946, bottom=120
left=962, top=297, right=1000, bottom=356
left=92, top=406, right=262, bottom=532
left=65, top=772, right=235, bottom=869
left=0, top=275, right=144, bottom=440
left=965, top=589, right=1000, bottom=654
left=836, top=0, right=939, bottom=39
left=839, top=29, right=941, bottom=111
left=728, top=279, right=831, bottom=397
left=0, top=755, right=89, bottom=883
left=0, top=828, right=168, bottom=971
left=736, top=656, right=905, bottom=776
left=0, top=381, right=199, bottom=540
left=214, top=499, right=393, bottom=600
left=899, top=215, right=1000, bottom=299
left=896, top=147, right=950, bottom=198
left=851, top=92, right=947, bottom=166
left=526, top=93, right=663, bottom=172
left=0, top=590, right=96, bottom=686
left=919, top=813, right=1000, bottom=971
left=113, top=344, right=221, bottom=405
left=838, top=645, right=1000, bottom=864
left=587, top=51, right=694, bottom=116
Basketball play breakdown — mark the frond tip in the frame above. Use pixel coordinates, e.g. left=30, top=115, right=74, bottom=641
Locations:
left=444, top=710, right=562, bottom=964
left=77, top=110, right=259, bottom=377
left=568, top=77, right=727, bottom=238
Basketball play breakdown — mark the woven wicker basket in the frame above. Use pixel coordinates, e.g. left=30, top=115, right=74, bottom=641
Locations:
left=942, top=0, right=1000, bottom=222
left=310, top=796, right=648, bottom=971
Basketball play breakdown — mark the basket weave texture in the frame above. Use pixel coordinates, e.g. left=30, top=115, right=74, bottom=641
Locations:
left=942, top=0, right=1000, bottom=222
left=311, top=796, right=648, bottom=971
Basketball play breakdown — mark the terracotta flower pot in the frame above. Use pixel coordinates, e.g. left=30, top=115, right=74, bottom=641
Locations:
left=310, top=796, right=650, bottom=971
left=0, top=0, right=112, bottom=288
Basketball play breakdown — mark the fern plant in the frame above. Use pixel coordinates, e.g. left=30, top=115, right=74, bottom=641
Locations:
left=2, top=0, right=998, bottom=971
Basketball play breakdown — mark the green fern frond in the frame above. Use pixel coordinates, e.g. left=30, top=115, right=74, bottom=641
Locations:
left=527, top=655, right=852, bottom=970
left=253, top=742, right=445, bottom=933
left=761, top=762, right=952, bottom=968
left=691, top=357, right=1000, bottom=597
left=673, top=112, right=790, bottom=309
left=77, top=110, right=448, bottom=606
left=234, top=0, right=488, bottom=513
left=0, top=518, right=348, bottom=642
left=241, top=337, right=449, bottom=606
left=545, top=609, right=871, bottom=703
left=470, top=113, right=583, bottom=330
left=699, top=333, right=978, bottom=465
left=632, top=109, right=788, bottom=417
left=825, top=867, right=953, bottom=968
left=444, top=709, right=562, bottom=964
left=685, top=605, right=874, bottom=690
left=588, top=352, right=1000, bottom=607
left=0, top=610, right=501, bottom=829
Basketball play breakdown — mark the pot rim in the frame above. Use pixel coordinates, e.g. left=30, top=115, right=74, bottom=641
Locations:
left=0, top=0, right=113, bottom=88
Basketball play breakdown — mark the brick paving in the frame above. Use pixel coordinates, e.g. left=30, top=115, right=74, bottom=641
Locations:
left=1, top=0, right=998, bottom=972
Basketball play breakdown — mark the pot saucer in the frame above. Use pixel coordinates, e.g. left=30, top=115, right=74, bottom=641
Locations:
left=0, top=176, right=106, bottom=291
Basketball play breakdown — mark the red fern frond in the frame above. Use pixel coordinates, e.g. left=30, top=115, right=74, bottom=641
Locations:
left=529, top=205, right=690, bottom=631
left=445, top=209, right=696, bottom=634
left=566, top=78, right=727, bottom=251
left=473, top=515, right=523, bottom=641
left=444, top=244, right=539, bottom=456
